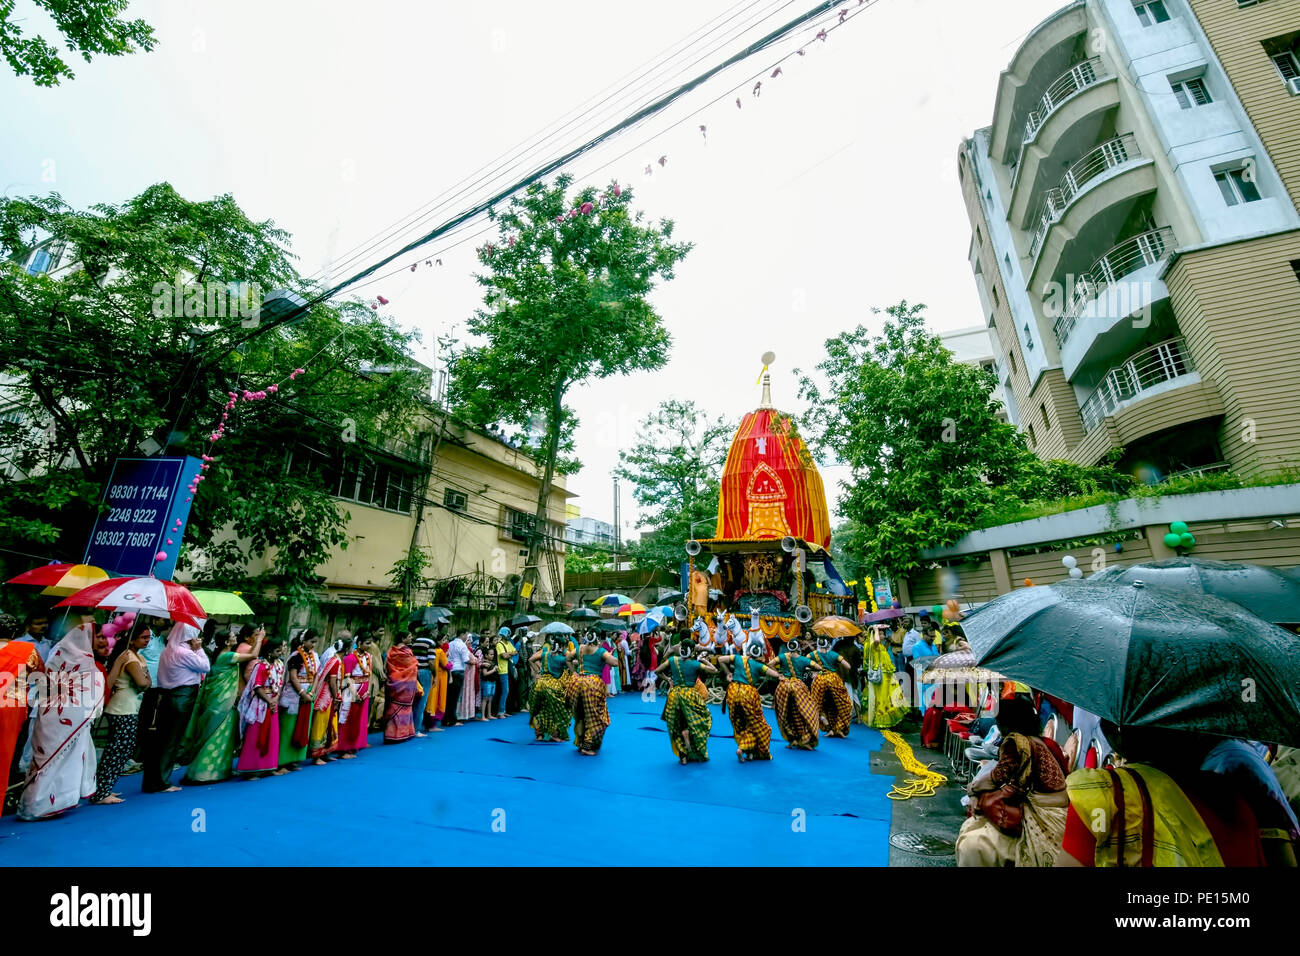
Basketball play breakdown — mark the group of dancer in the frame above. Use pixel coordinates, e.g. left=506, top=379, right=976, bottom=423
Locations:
left=521, top=614, right=857, bottom=766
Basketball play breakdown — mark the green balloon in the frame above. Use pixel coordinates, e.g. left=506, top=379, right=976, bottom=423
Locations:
left=1170, top=521, right=1189, bottom=535
left=931, top=605, right=942, bottom=617
left=1163, top=533, right=1182, bottom=548
left=1179, top=532, right=1195, bottom=548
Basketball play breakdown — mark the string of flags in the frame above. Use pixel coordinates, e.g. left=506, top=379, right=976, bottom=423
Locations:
left=342, top=0, right=867, bottom=307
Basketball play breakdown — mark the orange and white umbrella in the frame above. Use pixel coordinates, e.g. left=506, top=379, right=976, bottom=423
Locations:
left=5, top=562, right=110, bottom=597
left=55, top=576, right=206, bottom=627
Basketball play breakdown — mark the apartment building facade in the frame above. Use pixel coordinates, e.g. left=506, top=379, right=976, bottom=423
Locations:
left=958, top=0, right=1300, bottom=480
left=938, top=325, right=1011, bottom=424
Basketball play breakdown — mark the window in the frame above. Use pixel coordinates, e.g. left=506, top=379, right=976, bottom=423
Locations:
left=1272, top=51, right=1300, bottom=93
left=1024, top=324, right=1034, bottom=351
left=991, top=285, right=1000, bottom=308
left=1171, top=77, right=1212, bottom=109
left=1027, top=423, right=1037, bottom=447
left=976, top=225, right=983, bottom=247
left=1133, top=1, right=1170, bottom=27
left=503, top=507, right=536, bottom=543
left=1040, top=404, right=1052, bottom=430
left=1009, top=351, right=1018, bottom=376
left=1215, top=166, right=1263, bottom=205
left=443, top=487, right=467, bottom=514
left=25, top=248, right=52, bottom=276
left=1290, top=259, right=1300, bottom=284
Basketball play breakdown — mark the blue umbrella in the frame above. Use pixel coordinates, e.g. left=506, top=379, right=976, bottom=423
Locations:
left=539, top=621, right=575, bottom=636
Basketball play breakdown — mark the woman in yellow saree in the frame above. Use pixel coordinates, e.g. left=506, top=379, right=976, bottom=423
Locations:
left=861, top=628, right=907, bottom=729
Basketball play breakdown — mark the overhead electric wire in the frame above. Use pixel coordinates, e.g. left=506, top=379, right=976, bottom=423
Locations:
left=341, top=1, right=878, bottom=297
left=307, top=0, right=798, bottom=284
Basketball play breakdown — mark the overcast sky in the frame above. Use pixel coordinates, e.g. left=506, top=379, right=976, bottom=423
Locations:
left=1, top=0, right=1064, bottom=535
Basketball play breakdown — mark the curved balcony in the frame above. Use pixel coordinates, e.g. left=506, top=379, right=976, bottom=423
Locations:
left=1030, top=135, right=1141, bottom=259
left=1052, top=227, right=1175, bottom=348
left=1023, top=57, right=1109, bottom=144
left=1079, top=338, right=1193, bottom=433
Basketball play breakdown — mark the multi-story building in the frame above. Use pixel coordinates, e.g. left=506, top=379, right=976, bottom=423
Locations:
left=938, top=325, right=1011, bottom=424
left=565, top=513, right=616, bottom=546
left=232, top=408, right=572, bottom=637
left=958, top=0, right=1300, bottom=480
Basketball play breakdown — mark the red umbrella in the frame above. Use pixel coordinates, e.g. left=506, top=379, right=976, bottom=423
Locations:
left=55, top=576, right=206, bottom=626
left=6, top=562, right=110, bottom=596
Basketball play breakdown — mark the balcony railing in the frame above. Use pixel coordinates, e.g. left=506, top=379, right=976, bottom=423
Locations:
left=1029, top=134, right=1140, bottom=258
left=1079, top=337, right=1193, bottom=432
left=1024, top=57, right=1109, bottom=143
left=1051, top=226, right=1175, bottom=348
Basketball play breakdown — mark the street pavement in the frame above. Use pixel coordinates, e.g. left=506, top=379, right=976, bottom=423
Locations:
left=0, top=691, right=966, bottom=866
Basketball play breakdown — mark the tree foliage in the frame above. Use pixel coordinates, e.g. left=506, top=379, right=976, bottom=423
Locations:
left=1, top=0, right=156, bottom=86
left=615, top=399, right=732, bottom=572
left=797, top=301, right=1124, bottom=576
left=0, top=183, right=427, bottom=605
left=447, top=175, right=692, bottom=605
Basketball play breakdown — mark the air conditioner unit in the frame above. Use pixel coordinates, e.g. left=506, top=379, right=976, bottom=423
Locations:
left=1288, top=76, right=1300, bottom=96
left=444, top=489, right=467, bottom=513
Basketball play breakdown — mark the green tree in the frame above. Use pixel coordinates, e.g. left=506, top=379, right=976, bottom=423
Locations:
left=562, top=543, right=610, bottom=576
left=797, top=301, right=1122, bottom=577
left=0, top=183, right=427, bottom=605
left=615, top=399, right=732, bottom=571
left=447, top=175, right=692, bottom=608
left=1, top=0, right=156, bottom=86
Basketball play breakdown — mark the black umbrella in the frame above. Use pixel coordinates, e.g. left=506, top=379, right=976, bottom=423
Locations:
left=596, top=618, right=627, bottom=632
left=508, top=613, right=542, bottom=628
left=411, top=607, right=452, bottom=630
left=1090, top=557, right=1300, bottom=624
left=965, top=579, right=1300, bottom=746
left=567, top=607, right=600, bottom=621
left=657, top=590, right=686, bottom=604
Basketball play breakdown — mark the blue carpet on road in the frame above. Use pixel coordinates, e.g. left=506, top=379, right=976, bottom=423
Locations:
left=1, top=693, right=894, bottom=866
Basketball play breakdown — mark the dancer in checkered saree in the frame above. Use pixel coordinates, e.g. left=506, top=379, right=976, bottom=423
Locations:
left=714, top=642, right=778, bottom=762
left=772, top=641, right=823, bottom=750
left=655, top=641, right=717, bottom=764
left=572, top=636, right=619, bottom=755
left=809, top=637, right=853, bottom=738
left=529, top=638, right=571, bottom=742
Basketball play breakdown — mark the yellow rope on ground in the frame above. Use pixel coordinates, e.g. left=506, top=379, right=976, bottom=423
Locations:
left=882, top=729, right=947, bottom=800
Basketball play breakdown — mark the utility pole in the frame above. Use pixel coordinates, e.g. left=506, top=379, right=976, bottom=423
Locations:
left=612, top=476, right=621, bottom=572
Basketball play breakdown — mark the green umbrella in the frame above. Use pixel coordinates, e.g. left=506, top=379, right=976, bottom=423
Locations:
left=190, top=589, right=254, bottom=616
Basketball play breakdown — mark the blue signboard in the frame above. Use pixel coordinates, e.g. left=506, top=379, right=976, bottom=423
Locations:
left=83, top=457, right=202, bottom=579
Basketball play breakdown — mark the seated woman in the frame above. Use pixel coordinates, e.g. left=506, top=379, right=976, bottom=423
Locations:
left=1058, top=725, right=1297, bottom=867
left=955, top=695, right=1069, bottom=868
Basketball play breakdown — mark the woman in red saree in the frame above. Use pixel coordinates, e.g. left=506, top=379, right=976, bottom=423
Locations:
left=384, top=632, right=420, bottom=743
left=337, top=636, right=371, bottom=756
left=308, top=640, right=343, bottom=764
left=236, top=639, right=286, bottom=776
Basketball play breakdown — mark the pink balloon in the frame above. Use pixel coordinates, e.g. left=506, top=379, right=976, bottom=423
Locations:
left=154, top=551, right=167, bottom=562
left=166, top=538, right=173, bottom=545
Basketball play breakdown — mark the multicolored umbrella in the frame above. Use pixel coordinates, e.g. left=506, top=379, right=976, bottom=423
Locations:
left=637, top=617, right=660, bottom=635
left=6, top=562, right=110, bottom=597
left=920, top=649, right=1005, bottom=685
left=616, top=603, right=647, bottom=617
left=56, top=576, right=206, bottom=627
left=188, top=589, right=254, bottom=616
left=592, top=593, right=633, bottom=608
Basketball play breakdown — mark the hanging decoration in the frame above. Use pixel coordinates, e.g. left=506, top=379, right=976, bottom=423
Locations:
left=373, top=1, right=867, bottom=308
